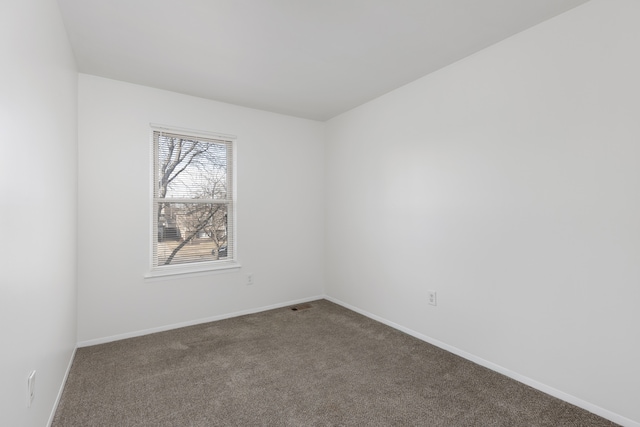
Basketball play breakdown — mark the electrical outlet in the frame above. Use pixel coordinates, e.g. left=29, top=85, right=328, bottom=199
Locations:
left=27, top=370, right=36, bottom=407
left=427, top=291, right=437, bottom=306
left=246, top=273, right=253, bottom=285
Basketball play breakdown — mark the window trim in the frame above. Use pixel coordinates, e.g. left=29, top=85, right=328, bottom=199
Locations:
left=146, top=123, right=240, bottom=279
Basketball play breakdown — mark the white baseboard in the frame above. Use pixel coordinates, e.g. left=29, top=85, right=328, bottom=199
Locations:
left=324, top=295, right=639, bottom=427
left=76, top=295, right=325, bottom=348
left=47, top=346, right=77, bottom=427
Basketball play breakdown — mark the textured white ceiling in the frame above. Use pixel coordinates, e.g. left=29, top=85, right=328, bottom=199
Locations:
left=56, top=0, right=590, bottom=121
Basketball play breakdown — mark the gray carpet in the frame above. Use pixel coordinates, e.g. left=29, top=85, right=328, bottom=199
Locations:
left=53, top=300, right=618, bottom=426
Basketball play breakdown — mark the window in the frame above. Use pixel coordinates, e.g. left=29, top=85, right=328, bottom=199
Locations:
left=150, top=125, right=237, bottom=276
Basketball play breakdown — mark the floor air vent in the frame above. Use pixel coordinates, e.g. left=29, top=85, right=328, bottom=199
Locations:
left=290, top=303, right=312, bottom=311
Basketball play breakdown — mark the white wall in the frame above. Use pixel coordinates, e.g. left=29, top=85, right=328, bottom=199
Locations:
left=325, top=0, right=640, bottom=425
left=77, top=75, right=325, bottom=343
left=0, top=0, right=78, bottom=426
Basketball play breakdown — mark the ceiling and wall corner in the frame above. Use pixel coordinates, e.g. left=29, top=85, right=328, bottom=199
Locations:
left=56, top=0, right=590, bottom=121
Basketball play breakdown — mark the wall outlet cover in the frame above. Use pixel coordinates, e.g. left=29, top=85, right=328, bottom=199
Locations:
left=428, top=291, right=437, bottom=306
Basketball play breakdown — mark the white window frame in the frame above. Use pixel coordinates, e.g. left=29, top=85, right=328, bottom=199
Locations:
left=146, top=124, right=239, bottom=279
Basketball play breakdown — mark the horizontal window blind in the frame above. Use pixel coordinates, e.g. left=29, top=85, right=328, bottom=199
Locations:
left=152, top=129, right=235, bottom=268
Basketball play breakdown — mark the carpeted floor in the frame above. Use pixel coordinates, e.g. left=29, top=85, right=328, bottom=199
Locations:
left=52, top=300, right=618, bottom=426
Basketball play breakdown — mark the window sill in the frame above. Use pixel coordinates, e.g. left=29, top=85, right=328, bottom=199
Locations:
left=144, top=260, right=241, bottom=281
